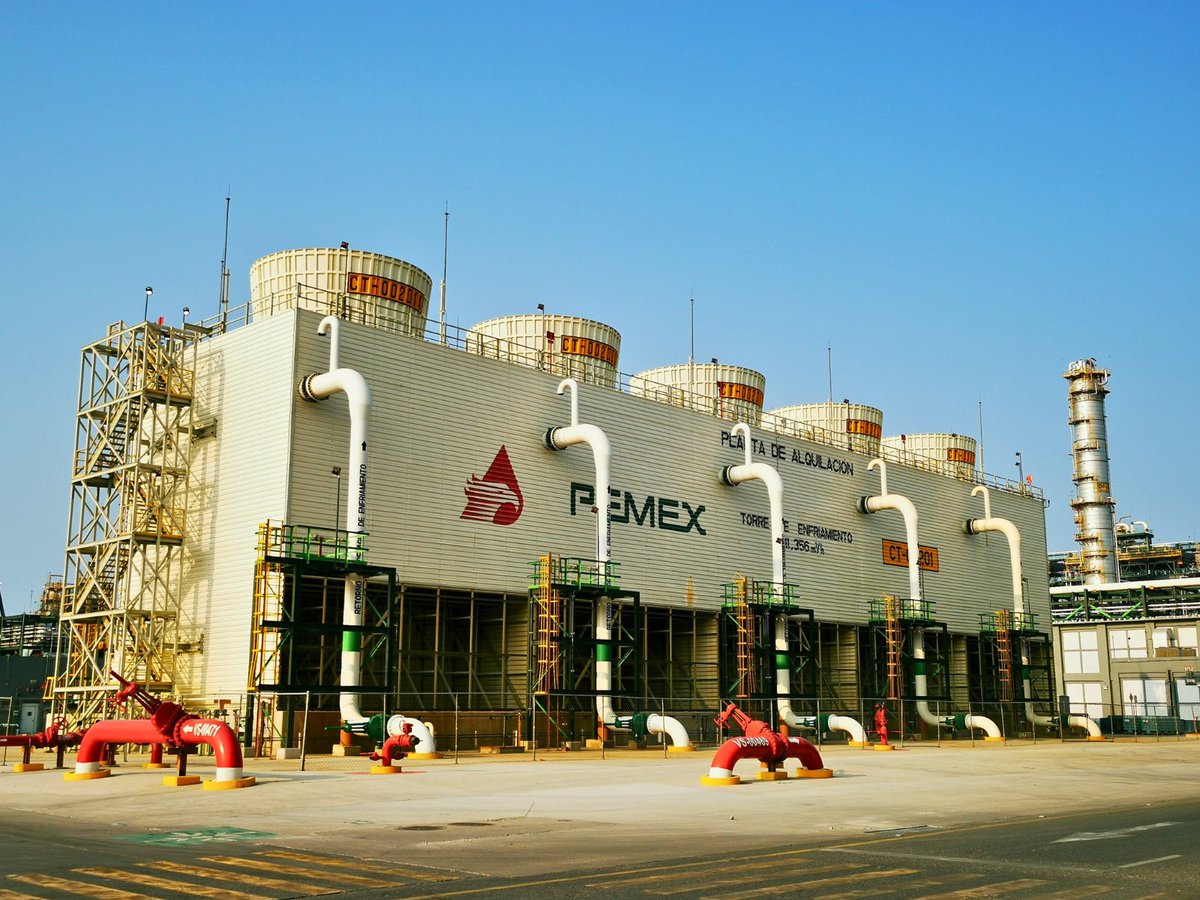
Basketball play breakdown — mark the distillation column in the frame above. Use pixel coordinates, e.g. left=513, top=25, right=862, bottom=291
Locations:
left=1065, top=359, right=1118, bottom=584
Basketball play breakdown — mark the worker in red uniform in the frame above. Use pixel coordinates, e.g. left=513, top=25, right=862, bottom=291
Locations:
left=874, top=703, right=889, bottom=746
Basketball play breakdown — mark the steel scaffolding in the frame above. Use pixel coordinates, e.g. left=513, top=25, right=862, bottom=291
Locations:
left=52, top=320, right=200, bottom=728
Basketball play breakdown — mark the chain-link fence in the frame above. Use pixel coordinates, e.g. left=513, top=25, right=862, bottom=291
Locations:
left=221, top=691, right=1200, bottom=772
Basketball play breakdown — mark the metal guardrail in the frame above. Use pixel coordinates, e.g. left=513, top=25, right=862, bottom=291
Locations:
left=195, top=291, right=1039, bottom=499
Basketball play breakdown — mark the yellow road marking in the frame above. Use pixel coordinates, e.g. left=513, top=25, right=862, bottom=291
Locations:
left=146, top=860, right=337, bottom=896
left=8, top=872, right=153, bottom=899
left=1037, top=889, right=1116, bottom=898
left=642, top=865, right=871, bottom=896
left=587, top=858, right=836, bottom=888
left=920, top=879, right=1051, bottom=898
left=200, top=855, right=396, bottom=889
left=258, top=850, right=455, bottom=881
left=715, top=868, right=920, bottom=898
left=76, top=867, right=270, bottom=900
left=0, top=889, right=43, bottom=899
left=821, top=874, right=977, bottom=898
left=418, top=811, right=1098, bottom=898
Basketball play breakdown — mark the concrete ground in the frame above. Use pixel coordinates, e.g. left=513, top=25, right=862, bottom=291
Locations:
left=4, top=737, right=1200, bottom=880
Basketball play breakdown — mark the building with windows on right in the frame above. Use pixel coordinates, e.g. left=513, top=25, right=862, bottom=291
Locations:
left=1050, top=359, right=1200, bottom=734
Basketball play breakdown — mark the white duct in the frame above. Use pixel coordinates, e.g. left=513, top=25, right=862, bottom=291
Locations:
left=298, top=316, right=371, bottom=728
left=386, top=715, right=439, bottom=756
left=546, top=378, right=690, bottom=749
left=723, top=423, right=865, bottom=744
left=966, top=486, right=1102, bottom=740
left=860, top=459, right=1002, bottom=740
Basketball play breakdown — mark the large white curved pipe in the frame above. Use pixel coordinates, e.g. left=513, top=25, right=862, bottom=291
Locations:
left=790, top=713, right=867, bottom=744
left=386, top=715, right=438, bottom=755
left=646, top=713, right=690, bottom=748
left=299, top=316, right=371, bottom=728
left=546, top=379, right=690, bottom=748
left=723, top=424, right=865, bottom=743
left=722, top=423, right=795, bottom=729
left=861, top=460, right=1001, bottom=740
left=967, top=486, right=1101, bottom=739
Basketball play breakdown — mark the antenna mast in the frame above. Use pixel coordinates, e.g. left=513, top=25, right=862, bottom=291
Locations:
left=827, top=343, right=833, bottom=405
left=219, top=192, right=231, bottom=332
left=977, top=399, right=985, bottom=482
left=689, top=293, right=695, bottom=401
left=439, top=204, right=449, bottom=345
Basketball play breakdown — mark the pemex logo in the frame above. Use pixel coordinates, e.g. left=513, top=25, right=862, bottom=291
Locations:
left=461, top=446, right=524, bottom=526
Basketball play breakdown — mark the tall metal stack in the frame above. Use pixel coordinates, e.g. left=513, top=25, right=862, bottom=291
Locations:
left=1065, top=358, right=1119, bottom=584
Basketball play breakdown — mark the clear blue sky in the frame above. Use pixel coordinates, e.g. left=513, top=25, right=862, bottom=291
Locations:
left=2, top=4, right=1197, bottom=613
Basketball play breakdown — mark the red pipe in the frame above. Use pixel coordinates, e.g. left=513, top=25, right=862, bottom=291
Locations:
left=74, top=719, right=166, bottom=769
left=175, top=719, right=244, bottom=773
left=0, top=722, right=83, bottom=749
left=703, top=702, right=829, bottom=784
left=708, top=733, right=824, bottom=774
left=71, top=717, right=244, bottom=780
left=66, top=672, right=251, bottom=786
left=372, top=727, right=419, bottom=767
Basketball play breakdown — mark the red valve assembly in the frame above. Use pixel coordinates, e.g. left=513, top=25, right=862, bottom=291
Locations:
left=701, top=702, right=833, bottom=786
left=367, top=719, right=420, bottom=774
left=0, top=720, right=85, bottom=773
left=64, top=670, right=254, bottom=789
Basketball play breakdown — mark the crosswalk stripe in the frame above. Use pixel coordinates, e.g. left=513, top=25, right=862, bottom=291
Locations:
left=146, top=860, right=337, bottom=896
left=199, top=856, right=397, bottom=889
left=643, top=868, right=868, bottom=897
left=76, top=867, right=269, bottom=900
left=8, top=872, right=153, bottom=899
left=589, top=857, right=846, bottom=888
left=713, top=868, right=921, bottom=898
left=820, top=873, right=979, bottom=898
left=258, top=850, right=455, bottom=881
left=0, top=888, right=44, bottom=899
left=920, top=879, right=1052, bottom=898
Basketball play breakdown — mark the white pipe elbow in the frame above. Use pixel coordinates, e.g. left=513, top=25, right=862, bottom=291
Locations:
left=386, top=715, right=438, bottom=753
left=776, top=699, right=803, bottom=730
left=1069, top=714, right=1104, bottom=739
left=339, top=691, right=365, bottom=727
left=646, top=714, right=691, bottom=749
left=828, top=714, right=866, bottom=744
left=964, top=714, right=1003, bottom=739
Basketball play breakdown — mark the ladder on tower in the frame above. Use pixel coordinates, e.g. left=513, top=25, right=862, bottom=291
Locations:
left=247, top=522, right=286, bottom=757
left=531, top=554, right=564, bottom=695
left=884, top=595, right=904, bottom=700
left=732, top=577, right=756, bottom=699
left=994, top=609, right=1014, bottom=703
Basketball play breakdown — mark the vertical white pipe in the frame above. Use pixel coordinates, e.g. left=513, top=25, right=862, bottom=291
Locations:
left=545, top=379, right=615, bottom=725
left=862, top=460, right=1001, bottom=738
left=300, top=316, right=371, bottom=726
left=545, top=380, right=690, bottom=747
left=966, top=487, right=1100, bottom=738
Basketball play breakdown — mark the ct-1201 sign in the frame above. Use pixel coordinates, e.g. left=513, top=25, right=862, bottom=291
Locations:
left=881, top=539, right=939, bottom=572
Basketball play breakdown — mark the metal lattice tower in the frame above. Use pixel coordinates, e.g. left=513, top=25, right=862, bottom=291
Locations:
left=51, top=320, right=198, bottom=728
left=1065, top=358, right=1119, bottom=584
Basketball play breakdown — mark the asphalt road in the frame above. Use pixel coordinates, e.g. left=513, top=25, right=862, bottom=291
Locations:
left=4, top=798, right=1196, bottom=898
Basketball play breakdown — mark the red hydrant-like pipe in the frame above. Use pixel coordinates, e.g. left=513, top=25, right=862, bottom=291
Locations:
left=702, top=703, right=832, bottom=786
left=370, top=722, right=420, bottom=771
left=67, top=671, right=252, bottom=788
